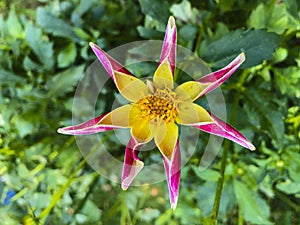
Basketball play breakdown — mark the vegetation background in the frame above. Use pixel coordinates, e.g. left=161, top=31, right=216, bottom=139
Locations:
left=0, top=0, right=299, bottom=224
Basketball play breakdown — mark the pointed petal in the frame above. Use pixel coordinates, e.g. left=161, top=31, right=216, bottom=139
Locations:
left=192, top=113, right=256, bottom=151
left=90, top=43, right=147, bottom=102
left=114, top=71, right=148, bottom=102
left=122, top=137, right=144, bottom=190
left=162, top=141, right=181, bottom=210
left=195, top=53, right=245, bottom=98
left=159, top=16, right=177, bottom=75
left=154, top=121, right=178, bottom=159
left=176, top=102, right=212, bottom=125
left=89, top=42, right=133, bottom=80
left=175, top=81, right=205, bottom=102
left=153, top=60, right=174, bottom=90
left=57, top=105, right=132, bottom=135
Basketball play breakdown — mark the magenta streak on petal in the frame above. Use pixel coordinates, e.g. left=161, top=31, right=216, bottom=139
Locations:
left=57, top=113, right=116, bottom=135
left=159, top=16, right=177, bottom=75
left=196, top=52, right=245, bottom=98
left=162, top=141, right=181, bottom=210
left=89, top=42, right=133, bottom=83
left=122, top=137, right=144, bottom=190
left=193, top=113, right=255, bottom=151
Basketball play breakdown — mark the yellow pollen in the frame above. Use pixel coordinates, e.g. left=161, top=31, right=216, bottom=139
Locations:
left=136, top=89, right=178, bottom=123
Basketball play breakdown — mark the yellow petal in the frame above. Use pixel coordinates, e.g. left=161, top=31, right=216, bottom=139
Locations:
left=129, top=106, right=153, bottom=143
left=115, top=71, right=148, bottom=102
left=153, top=60, right=174, bottom=89
left=153, top=120, right=178, bottom=159
left=175, top=81, right=205, bottom=102
left=99, top=104, right=132, bottom=127
left=176, top=102, right=212, bottom=125
left=130, top=119, right=153, bottom=143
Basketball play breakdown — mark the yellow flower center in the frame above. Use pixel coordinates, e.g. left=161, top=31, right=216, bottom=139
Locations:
left=137, top=88, right=178, bottom=123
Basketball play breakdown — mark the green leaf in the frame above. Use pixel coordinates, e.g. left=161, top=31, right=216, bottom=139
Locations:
left=6, top=7, right=23, bottom=38
left=57, top=42, right=77, bottom=68
left=37, top=7, right=81, bottom=42
left=244, top=88, right=284, bottom=148
left=29, top=193, right=52, bottom=209
left=217, top=0, right=235, bottom=13
left=170, top=0, right=194, bottom=23
left=138, top=0, right=169, bottom=23
left=46, top=65, right=85, bottom=97
left=273, top=67, right=300, bottom=98
left=73, top=27, right=91, bottom=40
left=0, top=69, right=25, bottom=85
left=179, top=25, right=198, bottom=41
left=11, top=109, right=41, bottom=138
left=200, top=29, right=280, bottom=68
left=234, top=180, right=272, bottom=225
left=247, top=2, right=300, bottom=34
left=139, top=208, right=160, bottom=222
left=71, top=0, right=95, bottom=26
left=272, top=47, right=288, bottom=64
left=192, top=166, right=220, bottom=182
left=137, top=26, right=164, bottom=39
left=81, top=200, right=101, bottom=221
left=23, top=56, right=44, bottom=72
left=25, top=23, right=54, bottom=70
left=276, top=180, right=300, bottom=195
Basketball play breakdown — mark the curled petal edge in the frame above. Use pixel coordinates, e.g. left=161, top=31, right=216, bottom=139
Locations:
left=183, top=112, right=255, bottom=151
left=57, top=113, right=116, bottom=135
left=195, top=52, right=246, bottom=99
left=162, top=140, right=181, bottom=210
left=122, top=137, right=144, bottom=190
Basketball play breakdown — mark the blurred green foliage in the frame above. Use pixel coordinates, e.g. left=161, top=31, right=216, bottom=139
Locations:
left=0, top=0, right=299, bottom=224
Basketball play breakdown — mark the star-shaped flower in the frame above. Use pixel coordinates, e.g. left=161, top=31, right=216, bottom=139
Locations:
left=58, top=16, right=255, bottom=210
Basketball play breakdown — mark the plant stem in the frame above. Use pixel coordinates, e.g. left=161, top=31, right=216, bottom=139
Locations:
left=210, top=141, right=230, bottom=223
left=194, top=24, right=203, bottom=56
left=210, top=70, right=249, bottom=224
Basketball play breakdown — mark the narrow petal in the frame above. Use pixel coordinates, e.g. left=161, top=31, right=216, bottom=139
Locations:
left=89, top=42, right=133, bottom=80
left=153, top=60, right=174, bottom=90
left=195, top=52, right=245, bottom=99
left=153, top=121, right=178, bottom=160
left=192, top=113, right=256, bottom=151
left=114, top=71, right=149, bottom=102
left=57, top=105, right=132, bottom=135
left=159, top=16, right=177, bottom=75
left=175, top=81, right=205, bottom=102
left=90, top=43, right=147, bottom=102
left=176, top=102, right=212, bottom=125
left=129, top=106, right=154, bottom=143
left=122, top=137, right=144, bottom=190
left=162, top=141, right=181, bottom=210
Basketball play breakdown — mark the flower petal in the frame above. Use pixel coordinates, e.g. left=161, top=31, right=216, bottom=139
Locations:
left=159, top=16, right=177, bottom=75
left=192, top=113, right=256, bottom=150
left=122, top=137, right=144, bottom=190
left=153, top=121, right=178, bottom=160
left=195, top=52, right=245, bottom=99
left=57, top=105, right=132, bottom=135
left=175, top=81, right=205, bottom=102
left=153, top=60, right=174, bottom=90
left=89, top=42, right=133, bottom=80
left=130, top=113, right=153, bottom=143
left=176, top=102, right=212, bottom=125
left=162, top=140, right=181, bottom=210
left=114, top=71, right=149, bottom=102
left=90, top=43, right=148, bottom=102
